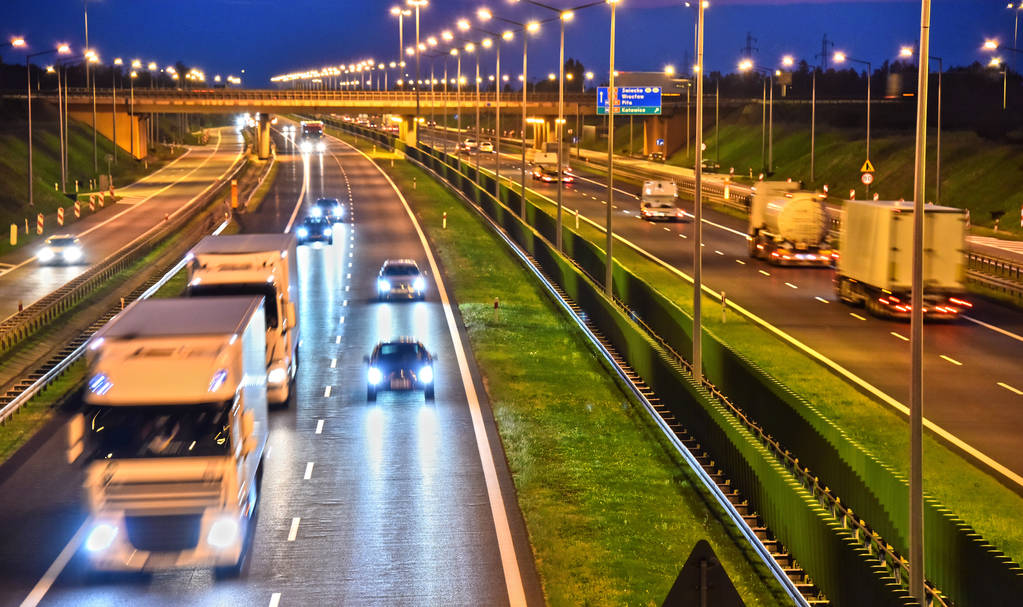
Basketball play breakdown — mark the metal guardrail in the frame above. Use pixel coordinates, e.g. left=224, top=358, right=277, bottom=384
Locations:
left=0, top=155, right=245, bottom=360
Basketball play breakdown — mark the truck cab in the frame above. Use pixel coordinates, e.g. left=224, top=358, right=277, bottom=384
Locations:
left=69, top=297, right=269, bottom=575
left=186, top=234, right=299, bottom=405
left=640, top=180, right=683, bottom=221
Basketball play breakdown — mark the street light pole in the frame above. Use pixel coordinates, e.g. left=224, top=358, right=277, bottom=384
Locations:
left=605, top=0, right=617, bottom=296
left=834, top=52, right=872, bottom=174
left=811, top=69, right=816, bottom=183
left=408, top=0, right=427, bottom=146
left=521, top=31, right=529, bottom=218
left=693, top=0, right=705, bottom=379
left=557, top=13, right=567, bottom=250
left=26, top=45, right=70, bottom=207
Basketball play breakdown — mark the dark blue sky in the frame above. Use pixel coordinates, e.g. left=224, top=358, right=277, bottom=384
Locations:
left=4, top=1, right=1016, bottom=85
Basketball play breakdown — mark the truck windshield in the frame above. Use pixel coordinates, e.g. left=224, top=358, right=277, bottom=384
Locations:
left=187, top=283, right=278, bottom=329
left=85, top=403, right=232, bottom=459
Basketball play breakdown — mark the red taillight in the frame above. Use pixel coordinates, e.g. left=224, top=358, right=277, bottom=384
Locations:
left=949, top=297, right=972, bottom=308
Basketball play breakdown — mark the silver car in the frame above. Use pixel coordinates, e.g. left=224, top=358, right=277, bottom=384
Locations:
left=38, top=234, right=85, bottom=265
left=376, top=259, right=427, bottom=301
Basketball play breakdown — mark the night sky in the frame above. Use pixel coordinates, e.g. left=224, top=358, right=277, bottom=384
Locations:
left=3, top=1, right=1016, bottom=85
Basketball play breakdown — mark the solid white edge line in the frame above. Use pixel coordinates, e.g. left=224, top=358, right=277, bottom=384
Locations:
left=341, top=138, right=528, bottom=606
left=283, top=154, right=310, bottom=233
left=962, top=314, right=1023, bottom=344
left=19, top=521, right=88, bottom=607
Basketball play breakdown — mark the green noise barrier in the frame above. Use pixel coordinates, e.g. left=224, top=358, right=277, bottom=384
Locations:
left=336, top=121, right=1023, bottom=606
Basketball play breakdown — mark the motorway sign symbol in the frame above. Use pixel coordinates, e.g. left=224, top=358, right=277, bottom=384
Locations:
left=860, top=159, right=875, bottom=173
left=656, top=138, right=665, bottom=147
left=861, top=172, right=874, bottom=185
left=597, top=86, right=663, bottom=115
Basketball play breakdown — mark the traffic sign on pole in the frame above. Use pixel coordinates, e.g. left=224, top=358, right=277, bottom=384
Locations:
left=597, top=86, right=662, bottom=115
left=861, top=172, right=874, bottom=185
left=860, top=159, right=875, bottom=173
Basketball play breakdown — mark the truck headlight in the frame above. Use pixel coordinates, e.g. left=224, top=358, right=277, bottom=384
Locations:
left=267, top=366, right=288, bottom=385
left=85, top=523, right=118, bottom=552
left=377, top=279, right=390, bottom=292
left=37, top=247, right=56, bottom=262
left=63, top=247, right=83, bottom=262
left=323, top=228, right=332, bottom=236
left=207, top=517, right=239, bottom=549
left=413, top=277, right=426, bottom=291
left=300, top=141, right=312, bottom=153
left=419, top=365, right=433, bottom=384
left=368, top=367, right=382, bottom=385
left=297, top=227, right=309, bottom=238
left=316, top=141, right=326, bottom=152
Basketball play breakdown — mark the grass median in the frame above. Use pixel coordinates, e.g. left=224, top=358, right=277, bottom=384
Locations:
left=338, top=132, right=790, bottom=606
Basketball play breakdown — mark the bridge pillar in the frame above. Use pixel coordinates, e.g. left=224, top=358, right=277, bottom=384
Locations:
left=255, top=113, right=273, bottom=159
left=69, top=110, right=151, bottom=160
left=643, top=114, right=685, bottom=159
left=398, top=115, right=419, bottom=148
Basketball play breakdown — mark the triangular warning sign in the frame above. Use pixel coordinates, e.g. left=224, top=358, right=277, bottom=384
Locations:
left=662, top=540, right=746, bottom=607
left=860, top=159, right=875, bottom=173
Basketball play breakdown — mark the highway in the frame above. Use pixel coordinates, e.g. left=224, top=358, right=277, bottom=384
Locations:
left=0, top=123, right=541, bottom=606
left=0, top=128, right=244, bottom=321
left=419, top=128, right=1023, bottom=481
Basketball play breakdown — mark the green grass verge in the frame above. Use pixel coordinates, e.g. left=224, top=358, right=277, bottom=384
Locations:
left=344, top=133, right=790, bottom=606
left=244, top=158, right=280, bottom=214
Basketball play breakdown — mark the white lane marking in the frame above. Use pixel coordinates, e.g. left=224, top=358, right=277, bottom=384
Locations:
left=345, top=285, right=350, bottom=291
left=330, top=358, right=337, bottom=368
left=962, top=315, right=1023, bottom=344
left=342, top=138, right=528, bottom=606
left=715, top=250, right=724, bottom=255
left=269, top=593, right=282, bottom=607
left=850, top=312, right=867, bottom=321
left=815, top=296, right=829, bottom=304
left=339, top=316, right=345, bottom=324
left=890, top=331, right=909, bottom=342
left=940, top=355, right=963, bottom=366
left=758, top=270, right=771, bottom=277
left=346, top=273, right=351, bottom=279
left=735, top=259, right=745, bottom=264
left=19, top=521, right=88, bottom=607
left=343, top=300, right=349, bottom=307
left=663, top=226, right=671, bottom=232
left=287, top=517, right=301, bottom=541
left=785, top=282, right=798, bottom=289
left=998, top=382, right=1023, bottom=396
left=323, top=386, right=332, bottom=398
left=680, top=234, right=688, bottom=239
left=335, top=336, right=341, bottom=344
left=315, top=419, right=324, bottom=434
left=304, top=462, right=315, bottom=480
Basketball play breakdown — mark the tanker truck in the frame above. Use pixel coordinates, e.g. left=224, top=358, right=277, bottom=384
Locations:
left=748, top=182, right=833, bottom=266
left=835, top=200, right=970, bottom=320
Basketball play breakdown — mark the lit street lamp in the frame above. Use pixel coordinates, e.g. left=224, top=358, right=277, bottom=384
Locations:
left=692, top=0, right=706, bottom=378
left=26, top=43, right=72, bottom=207
left=983, top=39, right=1021, bottom=110
left=407, top=0, right=429, bottom=145
left=391, top=6, right=412, bottom=91
left=833, top=50, right=872, bottom=182
left=606, top=0, right=618, bottom=296
left=900, top=45, right=943, bottom=205
left=738, top=59, right=774, bottom=174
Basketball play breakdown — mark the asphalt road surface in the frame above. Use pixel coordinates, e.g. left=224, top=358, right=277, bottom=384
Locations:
left=420, top=128, right=1023, bottom=482
left=0, top=129, right=244, bottom=321
left=0, top=124, right=541, bottom=606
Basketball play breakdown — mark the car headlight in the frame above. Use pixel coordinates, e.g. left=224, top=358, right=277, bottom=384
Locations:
left=85, top=523, right=118, bottom=552
left=297, top=227, right=309, bottom=238
left=37, top=247, right=55, bottom=262
left=368, top=367, right=382, bottom=385
left=413, top=276, right=426, bottom=291
left=310, top=207, right=322, bottom=217
left=334, top=206, right=343, bottom=217
left=267, top=366, right=288, bottom=385
left=63, top=247, right=83, bottom=262
left=323, top=228, right=332, bottom=236
left=207, top=517, right=239, bottom=549
left=419, top=365, right=433, bottom=384
left=377, top=278, right=390, bottom=292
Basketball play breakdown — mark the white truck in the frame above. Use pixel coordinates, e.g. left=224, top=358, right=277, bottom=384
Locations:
left=185, top=234, right=299, bottom=405
left=835, top=200, right=970, bottom=319
left=748, top=182, right=833, bottom=266
left=530, top=151, right=574, bottom=183
left=69, top=297, right=268, bottom=575
left=640, top=180, right=684, bottom=221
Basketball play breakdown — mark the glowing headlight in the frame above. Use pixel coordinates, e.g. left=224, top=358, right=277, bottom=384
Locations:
left=419, top=365, right=434, bottom=384
left=368, top=367, right=382, bottom=385
left=300, top=141, right=312, bottom=153
left=207, top=517, right=239, bottom=549
left=310, top=207, right=322, bottom=217
left=377, top=278, right=390, bottom=292
left=267, top=366, right=288, bottom=385
left=85, top=523, right=118, bottom=552
left=37, top=247, right=55, bottom=262
left=297, top=227, right=309, bottom=238
left=316, top=141, right=326, bottom=152
left=62, top=247, right=83, bottom=262
left=413, top=276, right=426, bottom=291
left=323, top=228, right=332, bottom=236
left=334, top=206, right=344, bottom=217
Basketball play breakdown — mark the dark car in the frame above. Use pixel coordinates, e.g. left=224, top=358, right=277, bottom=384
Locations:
left=312, top=197, right=345, bottom=222
left=376, top=259, right=427, bottom=300
left=296, top=216, right=333, bottom=245
left=365, top=338, right=436, bottom=401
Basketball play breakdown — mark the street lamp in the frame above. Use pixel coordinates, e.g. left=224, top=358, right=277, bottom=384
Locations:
left=1008, top=2, right=1023, bottom=70
left=738, top=59, right=774, bottom=174
left=982, top=39, right=1021, bottom=110
left=391, top=6, right=412, bottom=91
left=605, top=0, right=619, bottom=296
left=26, top=43, right=72, bottom=207
left=833, top=50, right=872, bottom=177
left=900, top=44, right=943, bottom=205
left=692, top=0, right=707, bottom=379
left=407, top=0, right=428, bottom=145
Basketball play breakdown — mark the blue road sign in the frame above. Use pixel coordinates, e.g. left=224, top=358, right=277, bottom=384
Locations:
left=656, top=138, right=665, bottom=147
left=597, top=86, right=662, bottom=115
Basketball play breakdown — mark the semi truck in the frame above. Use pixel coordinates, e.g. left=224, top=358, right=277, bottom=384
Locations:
left=186, top=234, right=299, bottom=405
left=834, top=200, right=971, bottom=319
left=748, top=182, right=833, bottom=266
left=639, top=180, right=684, bottom=221
left=299, top=120, right=326, bottom=153
left=530, top=151, right=574, bottom=183
left=69, top=297, right=269, bottom=575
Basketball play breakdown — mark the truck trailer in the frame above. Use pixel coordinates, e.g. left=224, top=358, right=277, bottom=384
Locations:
left=186, top=234, right=300, bottom=405
left=640, top=180, right=684, bottom=221
left=834, top=200, right=970, bottom=319
left=748, top=182, right=833, bottom=266
left=70, top=297, right=269, bottom=574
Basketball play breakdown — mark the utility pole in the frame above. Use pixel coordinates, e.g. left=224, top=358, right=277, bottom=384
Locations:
left=740, top=31, right=758, bottom=60
left=817, top=33, right=834, bottom=71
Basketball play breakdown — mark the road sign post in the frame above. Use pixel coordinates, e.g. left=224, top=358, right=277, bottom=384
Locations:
left=860, top=159, right=875, bottom=196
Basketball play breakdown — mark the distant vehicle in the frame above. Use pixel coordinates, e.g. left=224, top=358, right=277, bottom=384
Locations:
left=834, top=200, right=970, bottom=320
left=296, top=216, right=333, bottom=245
left=186, top=234, right=299, bottom=405
left=461, top=138, right=477, bottom=151
left=299, top=120, right=326, bottom=153
left=639, top=180, right=683, bottom=221
left=365, top=338, right=436, bottom=401
left=72, top=297, right=268, bottom=576
left=748, top=182, right=832, bottom=266
left=531, top=152, right=574, bottom=183
left=648, top=151, right=665, bottom=162
left=377, top=259, right=427, bottom=301
left=312, top=197, right=345, bottom=222
left=37, top=234, right=84, bottom=265
left=478, top=140, right=495, bottom=153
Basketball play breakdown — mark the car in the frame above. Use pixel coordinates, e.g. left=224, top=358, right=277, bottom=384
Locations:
left=296, top=216, right=333, bottom=245
left=530, top=164, right=575, bottom=184
left=37, top=234, right=84, bottom=265
left=478, top=141, right=495, bottom=154
left=312, top=197, right=345, bottom=222
left=376, top=259, right=427, bottom=300
left=461, top=138, right=477, bottom=151
left=365, top=338, right=436, bottom=401
left=648, top=151, right=665, bottom=162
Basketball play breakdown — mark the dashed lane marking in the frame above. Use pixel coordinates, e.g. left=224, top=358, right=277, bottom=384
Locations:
left=269, top=593, right=281, bottom=607
left=735, top=259, right=745, bottom=265
left=940, top=355, right=962, bottom=366
left=323, top=386, right=332, bottom=398
left=287, top=517, right=301, bottom=542
left=850, top=313, right=867, bottom=321
left=759, top=270, right=771, bottom=277
left=890, top=331, right=909, bottom=342
left=315, top=419, right=324, bottom=434
left=330, top=358, right=337, bottom=368
left=785, top=282, right=798, bottom=289
left=815, top=296, right=830, bottom=304
left=304, top=462, right=314, bottom=480
left=998, top=382, right=1023, bottom=396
